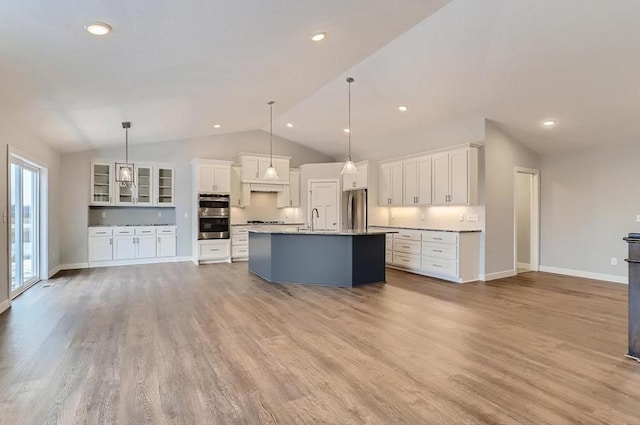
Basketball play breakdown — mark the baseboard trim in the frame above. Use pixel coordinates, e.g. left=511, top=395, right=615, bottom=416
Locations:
left=480, top=269, right=517, bottom=281
left=539, top=265, right=627, bottom=284
left=59, top=262, right=89, bottom=271
left=0, top=299, right=10, bottom=315
left=47, top=265, right=62, bottom=279
left=517, top=262, right=531, bottom=270
left=88, top=256, right=192, bottom=268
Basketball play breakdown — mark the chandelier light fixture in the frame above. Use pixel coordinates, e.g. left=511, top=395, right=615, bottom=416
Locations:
left=115, top=121, right=135, bottom=187
left=263, top=100, right=279, bottom=180
left=341, top=77, right=358, bottom=175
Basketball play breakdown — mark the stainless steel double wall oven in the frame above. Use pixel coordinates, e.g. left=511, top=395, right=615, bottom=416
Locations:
left=198, top=194, right=230, bottom=239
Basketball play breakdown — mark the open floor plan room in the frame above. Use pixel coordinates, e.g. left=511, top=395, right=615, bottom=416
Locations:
left=1, top=265, right=639, bottom=424
left=2, top=1, right=640, bottom=424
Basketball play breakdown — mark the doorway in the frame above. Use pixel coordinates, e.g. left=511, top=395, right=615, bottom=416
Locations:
left=308, top=180, right=339, bottom=231
left=9, top=155, right=42, bottom=298
left=514, top=168, right=540, bottom=273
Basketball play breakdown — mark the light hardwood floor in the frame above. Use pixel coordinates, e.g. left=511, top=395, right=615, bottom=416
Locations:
left=1, top=263, right=639, bottom=425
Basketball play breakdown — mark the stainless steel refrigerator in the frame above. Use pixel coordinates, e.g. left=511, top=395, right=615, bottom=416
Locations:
left=343, top=189, right=367, bottom=231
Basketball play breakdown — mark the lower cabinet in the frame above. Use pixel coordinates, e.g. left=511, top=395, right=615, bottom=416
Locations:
left=198, top=240, right=230, bottom=261
left=229, top=224, right=302, bottom=262
left=375, top=226, right=480, bottom=283
left=88, top=226, right=177, bottom=266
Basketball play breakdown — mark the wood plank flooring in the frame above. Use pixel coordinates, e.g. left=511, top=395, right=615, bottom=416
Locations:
left=0, top=263, right=639, bottom=424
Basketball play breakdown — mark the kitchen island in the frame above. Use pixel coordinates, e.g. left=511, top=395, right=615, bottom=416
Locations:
left=248, top=229, right=395, bottom=287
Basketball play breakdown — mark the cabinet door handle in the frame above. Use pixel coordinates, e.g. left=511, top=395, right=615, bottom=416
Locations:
left=158, top=237, right=161, bottom=243
left=109, top=238, right=112, bottom=245
left=432, top=264, right=443, bottom=268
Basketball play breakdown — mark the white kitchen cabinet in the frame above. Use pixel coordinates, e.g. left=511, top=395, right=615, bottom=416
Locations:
left=379, top=161, right=403, bottom=206
left=230, top=166, right=251, bottom=208
left=88, top=228, right=113, bottom=262
left=194, top=160, right=232, bottom=194
left=157, top=235, right=176, bottom=257
left=343, top=162, right=368, bottom=191
left=198, top=240, right=231, bottom=261
left=277, top=170, right=300, bottom=208
left=113, top=236, right=136, bottom=260
left=403, top=156, right=432, bottom=206
left=239, top=154, right=291, bottom=184
left=90, top=162, right=114, bottom=205
left=115, top=164, right=154, bottom=206
left=432, top=148, right=478, bottom=205
left=155, top=166, right=175, bottom=206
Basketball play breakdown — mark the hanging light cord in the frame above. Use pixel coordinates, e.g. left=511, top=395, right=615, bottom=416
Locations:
left=347, top=77, right=354, bottom=161
left=268, top=100, right=275, bottom=167
left=125, top=126, right=129, bottom=164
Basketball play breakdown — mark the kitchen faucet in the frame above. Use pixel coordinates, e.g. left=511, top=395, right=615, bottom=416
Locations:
left=311, top=208, right=319, bottom=231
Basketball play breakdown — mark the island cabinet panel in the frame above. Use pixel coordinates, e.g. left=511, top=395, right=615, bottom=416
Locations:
left=248, top=231, right=388, bottom=287
left=625, top=235, right=640, bottom=360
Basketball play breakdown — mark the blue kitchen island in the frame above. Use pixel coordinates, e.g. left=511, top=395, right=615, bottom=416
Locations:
left=248, top=229, right=394, bottom=287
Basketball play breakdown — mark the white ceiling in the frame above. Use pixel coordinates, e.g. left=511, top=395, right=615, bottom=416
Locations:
left=3, top=0, right=640, bottom=157
left=0, top=0, right=449, bottom=152
left=275, top=0, right=640, bottom=158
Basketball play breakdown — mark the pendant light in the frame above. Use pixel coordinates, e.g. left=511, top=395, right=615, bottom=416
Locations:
left=115, top=121, right=135, bottom=187
left=341, top=77, right=358, bottom=175
left=263, top=100, right=279, bottom=180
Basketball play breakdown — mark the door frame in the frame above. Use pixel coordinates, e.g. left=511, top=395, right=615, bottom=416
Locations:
left=6, top=146, right=49, bottom=302
left=513, top=167, right=540, bottom=273
left=307, top=179, right=340, bottom=229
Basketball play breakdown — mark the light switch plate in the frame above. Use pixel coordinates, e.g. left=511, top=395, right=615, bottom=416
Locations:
left=611, top=257, right=618, bottom=266
left=636, top=214, right=640, bottom=222
left=466, top=214, right=479, bottom=222
left=459, top=214, right=465, bottom=222
left=101, top=212, right=106, bottom=218
left=157, top=212, right=162, bottom=218
left=184, top=212, right=188, bottom=218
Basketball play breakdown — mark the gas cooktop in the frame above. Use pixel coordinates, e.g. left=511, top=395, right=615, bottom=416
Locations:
left=247, top=220, right=285, bottom=225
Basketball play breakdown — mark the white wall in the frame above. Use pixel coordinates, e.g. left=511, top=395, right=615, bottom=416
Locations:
left=0, top=113, right=61, bottom=311
left=58, top=130, right=331, bottom=265
left=484, top=120, right=540, bottom=278
left=516, top=173, right=532, bottom=264
left=540, top=142, right=640, bottom=281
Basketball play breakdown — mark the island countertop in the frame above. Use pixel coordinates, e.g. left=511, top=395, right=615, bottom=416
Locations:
left=248, top=229, right=397, bottom=236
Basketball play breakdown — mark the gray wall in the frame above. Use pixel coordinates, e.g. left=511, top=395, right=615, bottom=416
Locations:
left=59, top=130, right=332, bottom=265
left=484, top=120, right=540, bottom=277
left=540, top=142, right=640, bottom=279
left=516, top=173, right=532, bottom=264
left=0, top=113, right=61, bottom=309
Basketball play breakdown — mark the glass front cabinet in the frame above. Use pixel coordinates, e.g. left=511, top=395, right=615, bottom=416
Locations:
left=90, top=162, right=114, bottom=205
left=90, top=162, right=175, bottom=207
left=155, top=166, right=175, bottom=206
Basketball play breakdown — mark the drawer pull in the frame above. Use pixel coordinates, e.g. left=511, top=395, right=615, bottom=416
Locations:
left=96, top=231, right=106, bottom=235
left=433, top=249, right=443, bottom=252
left=433, top=237, right=443, bottom=240
left=432, top=264, right=443, bottom=267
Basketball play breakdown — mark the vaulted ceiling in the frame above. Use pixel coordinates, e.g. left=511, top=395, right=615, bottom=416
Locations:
left=2, top=0, right=640, bottom=157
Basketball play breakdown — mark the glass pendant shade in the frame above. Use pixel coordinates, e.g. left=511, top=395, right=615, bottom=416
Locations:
left=341, top=159, right=358, bottom=175
left=263, top=165, right=279, bottom=180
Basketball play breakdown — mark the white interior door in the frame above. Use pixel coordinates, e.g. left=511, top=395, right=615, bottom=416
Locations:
left=310, top=181, right=338, bottom=231
left=10, top=159, right=40, bottom=298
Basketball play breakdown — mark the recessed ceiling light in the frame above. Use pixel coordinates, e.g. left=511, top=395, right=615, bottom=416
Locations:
left=213, top=124, right=222, bottom=129
left=343, top=128, right=350, bottom=133
left=286, top=123, right=294, bottom=128
left=398, top=105, right=408, bottom=112
left=85, top=22, right=112, bottom=36
left=542, top=119, right=557, bottom=127
left=311, top=32, right=326, bottom=42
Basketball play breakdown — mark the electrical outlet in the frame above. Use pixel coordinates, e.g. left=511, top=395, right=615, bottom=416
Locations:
left=391, top=213, right=396, bottom=220
left=157, top=212, right=162, bottom=218
left=285, top=212, right=289, bottom=218
left=459, top=214, right=465, bottom=222
left=184, top=212, right=188, bottom=218
left=611, top=257, right=618, bottom=266
left=420, top=213, right=425, bottom=221
left=637, top=214, right=640, bottom=223
left=466, top=214, right=479, bottom=222
left=101, top=212, right=106, bottom=218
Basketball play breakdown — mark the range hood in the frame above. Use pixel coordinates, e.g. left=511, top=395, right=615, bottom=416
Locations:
left=249, top=183, right=284, bottom=193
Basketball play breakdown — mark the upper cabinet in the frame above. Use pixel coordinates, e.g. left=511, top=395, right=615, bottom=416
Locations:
left=379, top=161, right=403, bottom=206
left=90, top=162, right=114, bottom=205
left=379, top=145, right=479, bottom=207
left=277, top=169, right=300, bottom=208
left=155, top=166, right=175, bottom=206
left=230, top=165, right=251, bottom=208
left=239, top=153, right=290, bottom=184
left=342, top=161, right=368, bottom=191
left=403, top=156, right=432, bottom=206
left=193, top=159, right=233, bottom=194
left=432, top=148, right=477, bottom=205
left=90, top=161, right=175, bottom=207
